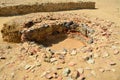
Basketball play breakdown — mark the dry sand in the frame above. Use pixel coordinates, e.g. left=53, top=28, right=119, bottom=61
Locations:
left=0, top=0, right=120, bottom=80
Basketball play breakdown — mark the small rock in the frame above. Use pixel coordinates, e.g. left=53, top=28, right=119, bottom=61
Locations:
left=0, top=57, right=6, bottom=60
left=77, top=68, right=84, bottom=74
left=35, top=62, right=41, bottom=67
left=24, top=65, right=31, bottom=70
left=63, top=68, right=71, bottom=77
left=77, top=74, right=86, bottom=80
left=50, top=58, right=57, bottom=63
left=99, top=68, right=105, bottom=72
left=93, top=54, right=99, bottom=58
left=58, top=54, right=65, bottom=59
left=68, top=61, right=76, bottom=66
left=45, top=73, right=53, bottom=79
left=46, top=48, right=54, bottom=55
left=52, top=72, right=58, bottom=78
left=114, top=50, right=119, bottom=55
left=11, top=72, right=15, bottom=78
left=56, top=65, right=63, bottom=70
left=102, top=52, right=109, bottom=58
left=40, top=71, right=51, bottom=78
left=59, top=59, right=65, bottom=64
left=71, top=70, right=80, bottom=79
left=42, top=24, right=49, bottom=28
left=109, top=62, right=116, bottom=66
left=87, top=58, right=95, bottom=64
left=91, top=70, right=96, bottom=76
left=61, top=48, right=67, bottom=55
left=57, top=76, right=63, bottom=80
left=44, top=58, right=50, bottom=63
left=71, top=49, right=77, bottom=55
left=88, top=38, right=94, bottom=44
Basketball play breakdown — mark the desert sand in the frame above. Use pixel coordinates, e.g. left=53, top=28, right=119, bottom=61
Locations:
left=0, top=0, right=120, bottom=80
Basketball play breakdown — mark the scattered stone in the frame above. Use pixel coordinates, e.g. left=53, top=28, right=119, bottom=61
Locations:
left=61, top=48, right=67, bottom=55
left=42, top=24, right=49, bottom=28
left=58, top=54, right=65, bottom=59
left=93, top=53, right=99, bottom=58
left=63, top=68, right=71, bottom=77
left=46, top=48, right=54, bottom=55
left=86, top=47, right=93, bottom=52
left=71, top=70, right=80, bottom=79
left=87, top=58, right=95, bottom=64
left=50, top=58, right=57, bottom=63
left=35, top=61, right=41, bottom=67
left=24, top=65, right=31, bottom=70
left=56, top=66, right=63, bottom=70
left=88, top=38, right=94, bottom=44
left=99, top=68, right=105, bottom=72
left=77, top=74, right=86, bottom=80
left=45, top=73, right=53, bottom=79
left=52, top=72, right=58, bottom=78
left=59, top=59, right=65, bottom=64
left=114, top=50, right=119, bottom=55
left=68, top=61, right=76, bottom=66
left=40, top=71, right=51, bottom=78
left=70, top=48, right=77, bottom=55
left=77, top=68, right=84, bottom=74
left=91, top=70, right=96, bottom=76
left=11, top=72, right=15, bottom=78
left=102, top=52, right=109, bottom=58
left=0, top=57, right=6, bottom=60
left=57, top=76, right=63, bottom=80
left=109, top=62, right=116, bottom=66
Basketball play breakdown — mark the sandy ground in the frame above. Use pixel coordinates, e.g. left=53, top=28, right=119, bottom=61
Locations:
left=0, top=0, right=120, bottom=80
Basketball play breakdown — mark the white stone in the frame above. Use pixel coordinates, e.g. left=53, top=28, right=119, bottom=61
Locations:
left=93, top=54, right=99, bottom=58
left=99, top=69, right=105, bottom=72
left=77, top=68, right=84, bottom=74
left=50, top=58, right=57, bottom=63
left=24, top=65, right=31, bottom=70
left=102, top=52, right=109, bottom=58
left=71, top=49, right=77, bottom=55
left=87, top=58, right=95, bottom=64
left=91, top=70, right=96, bottom=76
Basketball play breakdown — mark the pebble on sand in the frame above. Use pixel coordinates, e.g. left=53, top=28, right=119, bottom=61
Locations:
left=63, top=68, right=71, bottom=77
left=71, top=70, right=80, bottom=79
left=77, top=68, right=84, bottom=74
left=70, top=49, right=77, bottom=55
left=24, top=65, right=31, bottom=70
left=68, top=61, right=76, bottom=66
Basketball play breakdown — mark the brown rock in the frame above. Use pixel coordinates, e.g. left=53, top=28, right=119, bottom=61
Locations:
left=68, top=61, right=76, bottom=66
left=114, top=50, right=119, bottom=55
left=45, top=73, right=53, bottom=79
left=57, top=76, right=63, bottom=80
left=71, top=70, right=80, bottom=79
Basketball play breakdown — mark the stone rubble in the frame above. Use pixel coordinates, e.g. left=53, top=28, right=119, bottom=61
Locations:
left=0, top=12, right=119, bottom=80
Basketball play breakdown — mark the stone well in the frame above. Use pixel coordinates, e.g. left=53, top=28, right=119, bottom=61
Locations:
left=1, top=13, right=94, bottom=45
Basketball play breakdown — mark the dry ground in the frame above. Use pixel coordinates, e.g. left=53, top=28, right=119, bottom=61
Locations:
left=0, top=0, right=120, bottom=80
